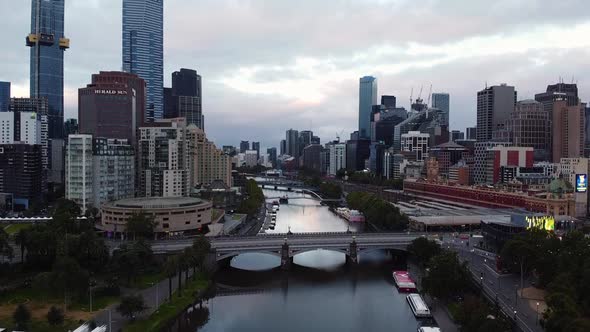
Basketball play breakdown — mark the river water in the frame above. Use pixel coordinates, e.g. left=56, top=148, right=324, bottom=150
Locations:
left=166, top=188, right=422, bottom=331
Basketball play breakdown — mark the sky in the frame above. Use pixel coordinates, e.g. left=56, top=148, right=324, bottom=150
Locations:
left=1, top=0, right=590, bottom=149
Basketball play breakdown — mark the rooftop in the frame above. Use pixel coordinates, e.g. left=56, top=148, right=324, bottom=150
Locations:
left=105, top=196, right=206, bottom=209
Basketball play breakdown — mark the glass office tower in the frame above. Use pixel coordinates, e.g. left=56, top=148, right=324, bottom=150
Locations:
left=359, top=76, right=378, bottom=139
left=27, top=0, right=69, bottom=139
left=122, top=0, right=164, bottom=121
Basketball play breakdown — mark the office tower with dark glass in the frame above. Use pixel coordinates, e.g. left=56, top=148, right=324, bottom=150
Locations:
left=122, top=0, right=163, bottom=120
left=164, top=68, right=204, bottom=129
left=358, top=76, right=378, bottom=139
left=27, top=0, right=69, bottom=139
left=0, top=82, right=10, bottom=112
left=432, top=93, right=450, bottom=126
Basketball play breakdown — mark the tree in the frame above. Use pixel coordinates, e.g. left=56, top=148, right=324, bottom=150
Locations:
left=422, top=252, right=470, bottom=300
left=408, top=237, right=442, bottom=265
left=13, top=304, right=31, bottom=330
left=163, top=256, right=178, bottom=301
left=47, top=306, right=65, bottom=326
left=335, top=168, right=347, bottom=179
left=126, top=212, right=157, bottom=240
left=500, top=232, right=541, bottom=291
left=116, top=294, right=147, bottom=320
left=0, top=227, right=13, bottom=261
left=192, top=235, right=211, bottom=276
left=14, top=228, right=29, bottom=264
left=49, top=256, right=90, bottom=309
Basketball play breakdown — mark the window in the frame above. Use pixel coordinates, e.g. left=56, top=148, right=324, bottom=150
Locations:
left=185, top=221, right=190, bottom=225
left=163, top=223, right=169, bottom=229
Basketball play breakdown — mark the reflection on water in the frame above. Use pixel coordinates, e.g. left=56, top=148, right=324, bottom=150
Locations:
left=167, top=188, right=421, bottom=331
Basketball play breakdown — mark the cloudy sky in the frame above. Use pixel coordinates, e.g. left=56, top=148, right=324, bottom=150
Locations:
left=1, top=0, right=590, bottom=148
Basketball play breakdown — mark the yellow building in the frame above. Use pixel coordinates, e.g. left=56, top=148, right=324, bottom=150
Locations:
left=188, top=125, right=232, bottom=188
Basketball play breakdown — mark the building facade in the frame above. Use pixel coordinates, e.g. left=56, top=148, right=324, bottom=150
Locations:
left=190, top=126, right=232, bottom=188
left=302, top=144, right=322, bottom=173
left=122, top=0, right=163, bottom=120
left=27, top=0, right=69, bottom=139
left=476, top=84, right=517, bottom=141
left=286, top=129, right=300, bottom=158
left=240, top=141, right=249, bottom=153
left=79, top=71, right=146, bottom=144
left=329, top=143, right=347, bottom=176
left=432, top=93, right=450, bottom=126
left=65, top=135, right=134, bottom=214
left=535, top=83, right=579, bottom=114
left=267, top=147, right=277, bottom=168
left=466, top=127, right=477, bottom=140
left=506, top=100, right=551, bottom=161
left=552, top=99, right=585, bottom=163
left=359, top=76, right=378, bottom=139
left=0, top=82, right=9, bottom=112
left=485, top=146, right=534, bottom=184
left=0, top=144, right=43, bottom=209
left=473, top=141, right=512, bottom=184
left=401, top=131, right=429, bottom=162
left=164, top=68, right=203, bottom=129
left=137, top=118, right=191, bottom=197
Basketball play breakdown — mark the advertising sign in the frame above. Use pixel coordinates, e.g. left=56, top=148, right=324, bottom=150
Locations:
left=576, top=174, right=587, bottom=193
left=525, top=216, right=555, bottom=232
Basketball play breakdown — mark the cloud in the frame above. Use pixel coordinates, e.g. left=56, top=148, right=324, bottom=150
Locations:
left=1, top=0, right=590, bottom=147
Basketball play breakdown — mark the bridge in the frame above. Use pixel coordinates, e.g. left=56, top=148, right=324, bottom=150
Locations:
left=150, top=232, right=420, bottom=269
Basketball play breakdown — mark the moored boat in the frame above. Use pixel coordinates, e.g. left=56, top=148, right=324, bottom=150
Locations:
left=406, top=293, right=431, bottom=318
left=393, top=271, right=417, bottom=292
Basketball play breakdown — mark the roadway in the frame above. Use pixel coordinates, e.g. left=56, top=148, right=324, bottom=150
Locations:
left=442, top=236, right=543, bottom=332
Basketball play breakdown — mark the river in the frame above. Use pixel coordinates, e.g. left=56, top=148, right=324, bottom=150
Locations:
left=166, top=188, right=423, bottom=331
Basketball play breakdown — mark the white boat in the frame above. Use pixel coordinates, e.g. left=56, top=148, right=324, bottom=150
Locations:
left=417, top=327, right=441, bottom=332
left=335, top=207, right=365, bottom=222
left=406, top=293, right=431, bottom=318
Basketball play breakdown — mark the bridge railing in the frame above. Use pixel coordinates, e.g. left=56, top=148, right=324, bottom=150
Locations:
left=211, top=231, right=426, bottom=241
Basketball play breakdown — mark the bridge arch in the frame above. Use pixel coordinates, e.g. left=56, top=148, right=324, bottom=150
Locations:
left=216, top=251, right=282, bottom=262
left=290, top=247, right=349, bottom=258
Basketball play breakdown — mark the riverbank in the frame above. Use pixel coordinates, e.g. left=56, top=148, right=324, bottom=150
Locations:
left=124, top=274, right=209, bottom=332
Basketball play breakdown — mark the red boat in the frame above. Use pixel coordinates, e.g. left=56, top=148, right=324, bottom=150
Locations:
left=392, top=271, right=417, bottom=292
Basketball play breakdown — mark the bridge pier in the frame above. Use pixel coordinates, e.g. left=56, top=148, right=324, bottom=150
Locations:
left=206, top=250, right=219, bottom=273
left=281, top=243, right=292, bottom=270
left=346, top=240, right=358, bottom=265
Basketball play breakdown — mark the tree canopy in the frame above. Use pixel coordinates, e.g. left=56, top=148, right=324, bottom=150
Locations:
left=126, top=212, right=158, bottom=240
left=116, top=294, right=147, bottom=320
left=408, top=237, right=442, bottom=265
left=422, top=251, right=470, bottom=300
left=346, top=191, right=408, bottom=230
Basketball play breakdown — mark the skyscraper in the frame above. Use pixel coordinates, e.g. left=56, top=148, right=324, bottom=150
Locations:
left=122, top=0, right=163, bottom=120
left=27, top=0, right=69, bottom=139
left=381, top=95, right=396, bottom=109
left=0, top=82, right=10, bottom=112
left=252, top=142, right=260, bottom=159
left=240, top=141, right=250, bottom=153
left=476, top=84, right=517, bottom=142
left=551, top=99, right=585, bottom=163
left=286, top=129, right=300, bottom=158
left=267, top=147, right=278, bottom=168
left=506, top=100, right=551, bottom=161
left=280, top=139, right=286, bottom=156
left=165, top=68, right=204, bottom=129
left=359, top=76, right=378, bottom=139
left=466, top=127, right=477, bottom=140
left=535, top=83, right=579, bottom=114
left=432, top=93, right=450, bottom=126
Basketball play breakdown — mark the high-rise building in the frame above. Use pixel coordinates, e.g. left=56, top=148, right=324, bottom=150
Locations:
left=252, top=142, right=260, bottom=160
left=359, top=76, right=378, bottom=139
left=432, top=93, right=450, bottom=126
left=122, top=0, right=163, bottom=120
left=27, top=0, right=69, bottom=139
left=346, top=139, right=371, bottom=172
left=450, top=130, right=464, bottom=142
left=244, top=150, right=258, bottom=167
left=222, top=145, right=237, bottom=156
left=9, top=98, right=49, bottom=172
left=0, top=144, right=43, bottom=210
left=311, top=136, right=321, bottom=145
left=552, top=99, right=585, bottom=163
left=393, top=108, right=448, bottom=152
left=429, top=141, right=468, bottom=177
left=329, top=143, right=347, bottom=176
left=286, top=129, right=300, bottom=158
left=137, top=118, right=191, bottom=197
left=369, top=142, right=386, bottom=176
left=381, top=95, right=396, bottom=108
left=240, top=141, right=250, bottom=153
left=78, top=71, right=146, bottom=144
left=505, top=100, right=551, bottom=161
left=65, top=135, right=135, bottom=214
left=371, top=107, right=407, bottom=145
left=267, top=147, right=278, bottom=168
left=0, top=82, right=10, bottom=112
left=280, top=139, right=286, bottom=156
left=476, top=84, right=517, bottom=141
left=586, top=106, right=590, bottom=158
left=0, top=112, right=43, bottom=145
left=466, top=127, right=477, bottom=140
left=189, top=127, right=232, bottom=187
left=535, top=83, right=579, bottom=114
left=164, top=68, right=203, bottom=129
left=302, top=144, right=323, bottom=173
left=64, top=118, right=78, bottom=136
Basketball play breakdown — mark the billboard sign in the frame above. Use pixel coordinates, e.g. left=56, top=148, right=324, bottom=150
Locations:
left=576, top=174, right=587, bottom=193
left=525, top=216, right=555, bottom=232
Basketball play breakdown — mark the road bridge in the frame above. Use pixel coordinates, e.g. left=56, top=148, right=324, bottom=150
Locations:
left=149, top=232, right=420, bottom=269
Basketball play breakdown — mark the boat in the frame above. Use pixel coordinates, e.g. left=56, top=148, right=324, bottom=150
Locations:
left=335, top=208, right=365, bottom=222
left=393, top=271, right=417, bottom=292
left=279, top=196, right=289, bottom=204
left=406, top=293, right=431, bottom=318
left=417, top=327, right=441, bottom=332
